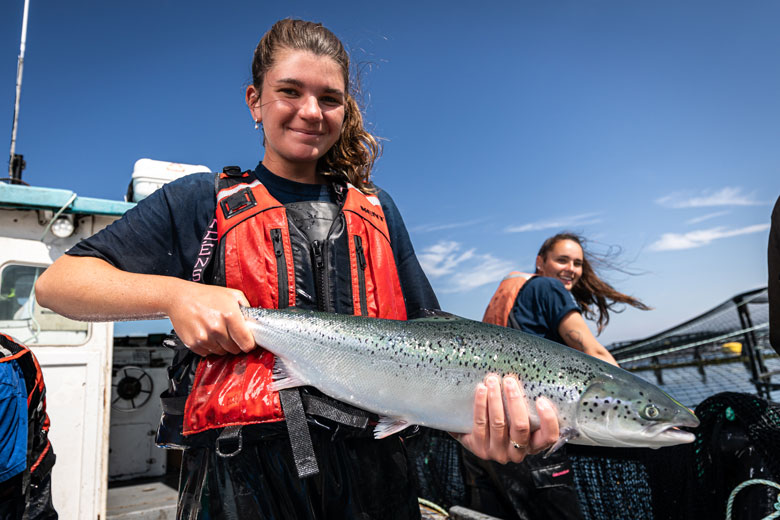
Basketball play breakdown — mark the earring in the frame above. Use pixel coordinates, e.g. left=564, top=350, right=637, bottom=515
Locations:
left=254, top=120, right=259, bottom=130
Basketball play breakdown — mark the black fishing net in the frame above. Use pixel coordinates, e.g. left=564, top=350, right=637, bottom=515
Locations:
left=611, top=289, right=769, bottom=364
left=610, top=288, right=779, bottom=405
left=409, top=392, right=780, bottom=520
left=567, top=391, right=780, bottom=520
left=566, top=442, right=695, bottom=520
left=568, top=447, right=656, bottom=520
left=406, top=428, right=466, bottom=510
left=689, top=392, right=780, bottom=519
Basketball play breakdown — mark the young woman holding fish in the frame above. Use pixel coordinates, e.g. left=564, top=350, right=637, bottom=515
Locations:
left=471, top=232, right=651, bottom=520
left=35, top=19, right=560, bottom=519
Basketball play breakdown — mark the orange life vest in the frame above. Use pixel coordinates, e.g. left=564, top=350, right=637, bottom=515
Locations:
left=482, top=271, right=535, bottom=327
left=181, top=171, right=407, bottom=436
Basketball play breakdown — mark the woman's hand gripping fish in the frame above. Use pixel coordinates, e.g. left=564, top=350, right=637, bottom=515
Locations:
left=241, top=307, right=699, bottom=451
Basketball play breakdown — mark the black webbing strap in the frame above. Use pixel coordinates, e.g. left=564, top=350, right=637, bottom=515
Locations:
left=215, top=425, right=243, bottom=458
left=301, top=393, right=370, bottom=429
left=279, top=388, right=320, bottom=478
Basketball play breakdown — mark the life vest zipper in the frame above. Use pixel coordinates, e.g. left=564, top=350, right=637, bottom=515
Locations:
left=312, top=240, right=332, bottom=312
left=353, top=235, right=368, bottom=316
left=270, top=228, right=289, bottom=309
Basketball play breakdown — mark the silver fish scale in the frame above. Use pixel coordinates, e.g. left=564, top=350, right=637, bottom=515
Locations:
left=243, top=307, right=607, bottom=434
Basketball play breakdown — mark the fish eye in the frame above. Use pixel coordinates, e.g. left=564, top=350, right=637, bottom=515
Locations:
left=642, top=404, right=660, bottom=420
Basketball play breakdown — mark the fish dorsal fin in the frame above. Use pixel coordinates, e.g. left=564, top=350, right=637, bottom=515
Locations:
left=410, top=308, right=467, bottom=322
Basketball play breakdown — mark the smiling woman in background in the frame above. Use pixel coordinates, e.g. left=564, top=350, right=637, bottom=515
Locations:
left=510, top=232, right=650, bottom=365
left=474, top=231, right=651, bottom=520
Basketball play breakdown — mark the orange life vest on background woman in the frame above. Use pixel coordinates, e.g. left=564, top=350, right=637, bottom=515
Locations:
left=482, top=272, right=535, bottom=327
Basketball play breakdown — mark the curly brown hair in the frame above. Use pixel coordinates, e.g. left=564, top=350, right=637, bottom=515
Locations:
left=250, top=19, right=380, bottom=192
left=536, top=232, right=651, bottom=334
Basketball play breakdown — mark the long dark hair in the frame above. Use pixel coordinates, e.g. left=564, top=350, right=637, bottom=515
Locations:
left=249, top=19, right=381, bottom=192
left=536, top=232, right=651, bottom=334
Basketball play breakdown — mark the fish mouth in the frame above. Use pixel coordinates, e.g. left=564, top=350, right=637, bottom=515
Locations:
left=642, top=424, right=697, bottom=445
left=640, top=405, right=700, bottom=445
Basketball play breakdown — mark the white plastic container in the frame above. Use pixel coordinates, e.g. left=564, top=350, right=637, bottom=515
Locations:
left=127, top=158, right=210, bottom=202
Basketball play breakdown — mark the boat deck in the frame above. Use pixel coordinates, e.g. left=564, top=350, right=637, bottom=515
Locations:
left=107, top=477, right=177, bottom=520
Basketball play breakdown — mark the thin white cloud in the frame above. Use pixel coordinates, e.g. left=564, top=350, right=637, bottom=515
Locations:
left=686, top=210, right=730, bottom=225
left=655, top=187, right=762, bottom=209
left=411, top=218, right=487, bottom=233
left=443, top=257, right=516, bottom=293
left=649, top=224, right=769, bottom=251
left=418, top=240, right=514, bottom=293
left=417, top=241, right=475, bottom=277
left=505, top=212, right=602, bottom=233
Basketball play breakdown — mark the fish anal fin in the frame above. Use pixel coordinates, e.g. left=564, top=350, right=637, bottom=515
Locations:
left=374, top=416, right=413, bottom=439
left=269, top=357, right=308, bottom=392
left=543, top=427, right=578, bottom=458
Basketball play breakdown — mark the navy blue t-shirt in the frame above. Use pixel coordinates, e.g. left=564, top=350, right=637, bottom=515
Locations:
left=509, top=276, right=580, bottom=345
left=67, top=163, right=439, bottom=318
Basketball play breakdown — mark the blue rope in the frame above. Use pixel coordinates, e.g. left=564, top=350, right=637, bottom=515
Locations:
left=726, top=479, right=780, bottom=520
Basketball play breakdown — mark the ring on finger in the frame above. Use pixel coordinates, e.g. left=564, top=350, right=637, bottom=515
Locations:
left=510, top=439, right=527, bottom=450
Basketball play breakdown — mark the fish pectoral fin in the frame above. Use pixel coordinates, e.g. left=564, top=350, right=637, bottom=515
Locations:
left=269, top=358, right=307, bottom=392
left=374, top=416, right=413, bottom=439
left=543, top=427, right=578, bottom=458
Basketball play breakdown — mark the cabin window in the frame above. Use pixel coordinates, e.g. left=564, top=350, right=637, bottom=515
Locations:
left=0, top=263, right=89, bottom=345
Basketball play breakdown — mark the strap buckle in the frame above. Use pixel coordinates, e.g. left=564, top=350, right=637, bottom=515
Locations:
left=215, top=425, right=243, bottom=458
left=219, top=188, right=257, bottom=219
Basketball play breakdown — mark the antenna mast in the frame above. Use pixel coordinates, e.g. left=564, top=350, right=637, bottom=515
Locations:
left=8, top=0, right=31, bottom=183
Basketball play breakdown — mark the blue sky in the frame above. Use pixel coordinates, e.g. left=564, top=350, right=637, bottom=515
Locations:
left=2, top=1, right=777, bottom=345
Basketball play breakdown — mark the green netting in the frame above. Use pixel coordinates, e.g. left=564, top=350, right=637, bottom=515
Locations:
left=569, top=451, right=654, bottom=519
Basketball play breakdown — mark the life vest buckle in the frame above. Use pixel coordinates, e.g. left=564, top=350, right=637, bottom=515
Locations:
left=220, top=188, right=257, bottom=219
left=222, top=165, right=244, bottom=177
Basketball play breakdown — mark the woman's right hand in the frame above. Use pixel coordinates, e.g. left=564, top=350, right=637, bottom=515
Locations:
left=165, top=283, right=256, bottom=357
left=36, top=255, right=256, bottom=357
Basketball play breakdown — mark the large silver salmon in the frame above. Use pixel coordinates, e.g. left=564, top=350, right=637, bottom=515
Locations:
left=242, top=307, right=699, bottom=450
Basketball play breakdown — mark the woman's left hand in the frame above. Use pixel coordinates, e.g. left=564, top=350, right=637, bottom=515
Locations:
left=452, top=375, right=559, bottom=464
